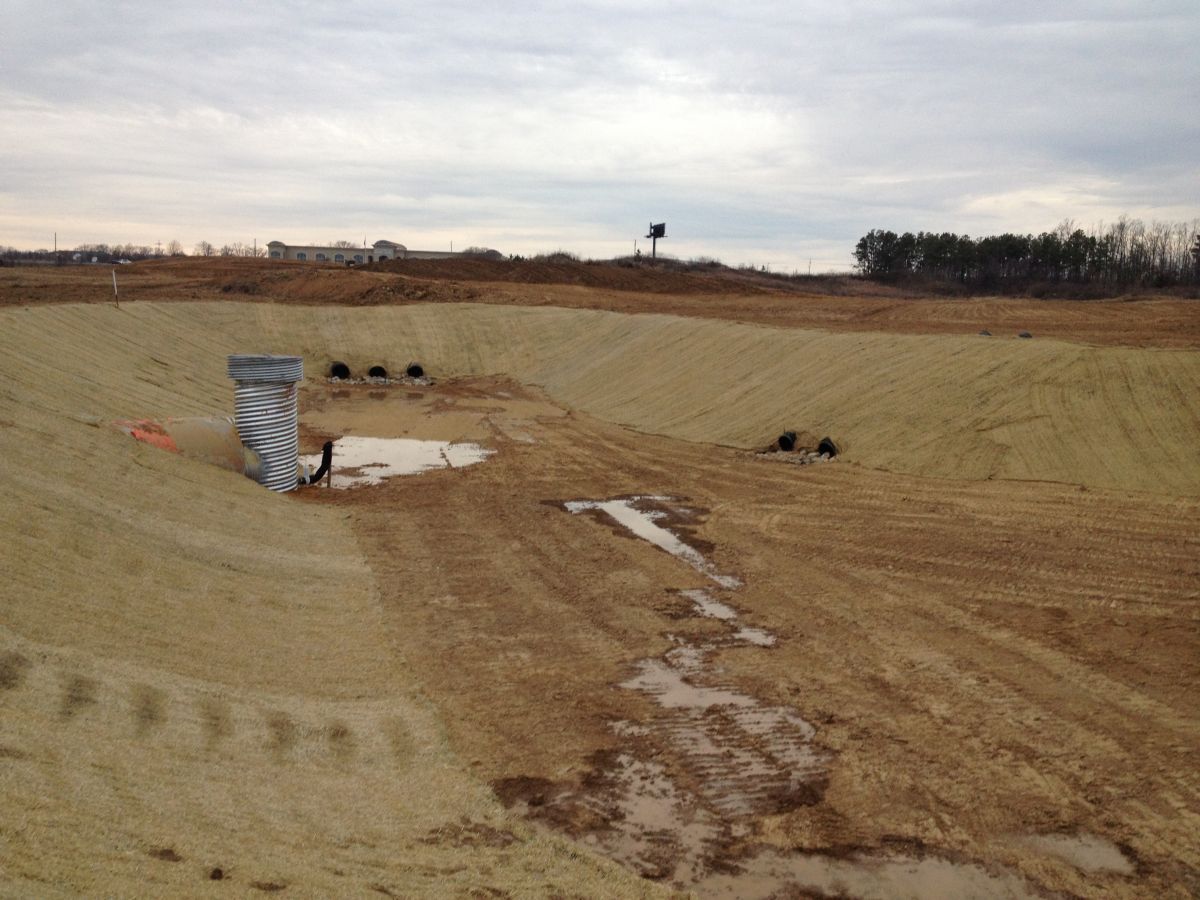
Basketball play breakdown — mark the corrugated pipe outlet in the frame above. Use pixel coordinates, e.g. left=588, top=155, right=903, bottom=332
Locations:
left=227, top=354, right=303, bottom=492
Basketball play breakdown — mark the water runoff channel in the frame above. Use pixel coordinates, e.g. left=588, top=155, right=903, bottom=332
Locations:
left=538, top=494, right=1112, bottom=899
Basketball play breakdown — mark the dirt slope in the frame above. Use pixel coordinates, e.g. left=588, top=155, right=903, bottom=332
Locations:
left=0, top=306, right=666, bottom=897
left=4, top=301, right=1192, bottom=495
left=1, top=298, right=1196, bottom=897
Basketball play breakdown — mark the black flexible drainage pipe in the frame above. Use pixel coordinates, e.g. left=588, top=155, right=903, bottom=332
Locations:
left=368, top=365, right=387, bottom=378
left=406, top=362, right=424, bottom=378
left=298, top=441, right=334, bottom=486
left=778, top=431, right=798, bottom=452
left=330, top=361, right=351, bottom=379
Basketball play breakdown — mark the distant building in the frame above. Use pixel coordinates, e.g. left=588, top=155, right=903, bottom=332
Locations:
left=265, top=239, right=460, bottom=264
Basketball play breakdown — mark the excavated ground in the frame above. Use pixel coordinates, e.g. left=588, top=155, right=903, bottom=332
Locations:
left=0, top=262, right=1197, bottom=897
left=292, top=376, right=1199, bottom=899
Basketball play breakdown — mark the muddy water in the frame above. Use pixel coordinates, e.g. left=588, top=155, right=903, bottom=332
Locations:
left=551, top=495, right=1044, bottom=898
left=299, top=436, right=492, bottom=488
left=565, top=497, right=742, bottom=589
left=681, top=588, right=737, bottom=621
left=554, top=496, right=829, bottom=881
left=1021, top=832, right=1134, bottom=875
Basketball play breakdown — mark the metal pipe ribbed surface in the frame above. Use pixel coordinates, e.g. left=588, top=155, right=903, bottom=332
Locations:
left=227, top=354, right=304, bottom=383
left=227, top=355, right=303, bottom=492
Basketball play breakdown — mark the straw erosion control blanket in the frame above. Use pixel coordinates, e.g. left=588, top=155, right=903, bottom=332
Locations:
left=0, top=290, right=1197, bottom=898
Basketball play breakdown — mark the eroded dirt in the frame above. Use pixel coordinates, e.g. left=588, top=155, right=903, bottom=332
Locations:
left=293, top=376, right=1200, bottom=898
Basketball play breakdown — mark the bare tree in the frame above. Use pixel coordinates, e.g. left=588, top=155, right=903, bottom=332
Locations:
left=165, top=239, right=184, bottom=256
left=194, top=240, right=214, bottom=257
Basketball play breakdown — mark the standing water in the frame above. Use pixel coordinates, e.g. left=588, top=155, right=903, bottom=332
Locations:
left=300, top=436, right=492, bottom=488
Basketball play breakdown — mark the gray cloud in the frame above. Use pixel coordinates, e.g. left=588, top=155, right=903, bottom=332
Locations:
left=2, top=1, right=1196, bottom=270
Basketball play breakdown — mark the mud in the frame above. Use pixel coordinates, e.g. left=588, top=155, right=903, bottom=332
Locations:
left=287, top=376, right=1200, bottom=899
left=530, top=494, right=832, bottom=888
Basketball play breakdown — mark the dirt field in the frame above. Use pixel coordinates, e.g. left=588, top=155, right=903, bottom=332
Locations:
left=0, top=261, right=1197, bottom=897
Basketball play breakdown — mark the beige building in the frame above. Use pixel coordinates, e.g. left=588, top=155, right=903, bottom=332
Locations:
left=266, top=239, right=461, bottom=264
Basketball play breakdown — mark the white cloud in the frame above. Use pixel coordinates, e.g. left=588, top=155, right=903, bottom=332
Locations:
left=1, top=1, right=1196, bottom=270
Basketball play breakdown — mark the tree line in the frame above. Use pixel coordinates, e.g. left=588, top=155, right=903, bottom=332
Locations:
left=0, top=240, right=266, bottom=264
left=854, top=218, right=1200, bottom=287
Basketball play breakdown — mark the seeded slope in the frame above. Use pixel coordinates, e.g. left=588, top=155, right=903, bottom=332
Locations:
left=0, top=303, right=667, bottom=898
left=10, top=301, right=1191, bottom=494
left=0, top=299, right=1197, bottom=898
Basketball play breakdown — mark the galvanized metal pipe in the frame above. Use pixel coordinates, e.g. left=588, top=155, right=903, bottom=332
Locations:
left=227, top=354, right=303, bottom=492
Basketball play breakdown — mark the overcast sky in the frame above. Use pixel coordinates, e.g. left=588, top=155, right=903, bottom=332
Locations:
left=2, top=1, right=1197, bottom=271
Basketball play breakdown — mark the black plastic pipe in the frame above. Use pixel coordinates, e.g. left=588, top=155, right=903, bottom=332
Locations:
left=298, top=441, right=334, bottom=486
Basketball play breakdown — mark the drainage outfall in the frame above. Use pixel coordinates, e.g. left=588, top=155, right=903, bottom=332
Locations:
left=227, top=354, right=304, bottom=492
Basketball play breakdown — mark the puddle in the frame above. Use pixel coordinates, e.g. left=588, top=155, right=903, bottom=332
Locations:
left=575, top=753, right=721, bottom=882
left=559, top=496, right=806, bottom=827
left=515, top=636, right=828, bottom=877
left=622, top=658, right=757, bottom=710
left=682, top=588, right=738, bottom=621
left=1021, top=833, right=1134, bottom=875
left=620, top=647, right=823, bottom=817
left=300, top=436, right=492, bottom=488
left=733, top=627, right=777, bottom=647
left=695, top=848, right=1037, bottom=900
left=565, top=497, right=741, bottom=589
left=680, top=589, right=778, bottom=647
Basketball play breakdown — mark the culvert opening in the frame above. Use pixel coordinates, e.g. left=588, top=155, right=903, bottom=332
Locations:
left=368, top=365, right=388, bottom=378
left=817, top=436, right=839, bottom=457
left=330, top=361, right=351, bottom=379
left=406, top=362, right=425, bottom=378
left=778, top=431, right=798, bottom=452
